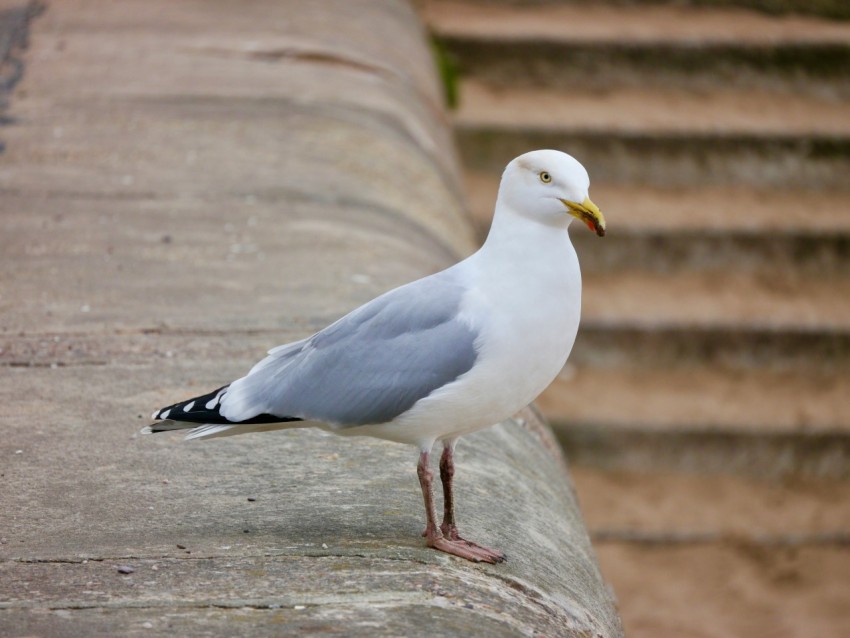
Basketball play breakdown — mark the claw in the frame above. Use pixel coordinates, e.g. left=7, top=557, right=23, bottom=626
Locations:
left=429, top=536, right=506, bottom=564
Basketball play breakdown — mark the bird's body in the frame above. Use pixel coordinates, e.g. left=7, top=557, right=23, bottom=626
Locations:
left=337, top=228, right=580, bottom=448
left=146, top=150, right=606, bottom=563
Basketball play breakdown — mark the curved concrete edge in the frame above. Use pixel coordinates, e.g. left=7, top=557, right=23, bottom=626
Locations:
left=0, top=0, right=622, bottom=636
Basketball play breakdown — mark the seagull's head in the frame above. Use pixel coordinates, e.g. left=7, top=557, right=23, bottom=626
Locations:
left=499, top=150, right=606, bottom=237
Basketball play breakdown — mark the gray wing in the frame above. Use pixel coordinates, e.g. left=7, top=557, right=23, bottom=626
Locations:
left=219, top=272, right=479, bottom=426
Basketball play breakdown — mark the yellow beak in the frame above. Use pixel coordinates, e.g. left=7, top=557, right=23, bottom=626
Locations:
left=560, top=197, right=606, bottom=237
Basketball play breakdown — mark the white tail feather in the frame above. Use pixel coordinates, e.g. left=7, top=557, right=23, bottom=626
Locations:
left=185, top=421, right=307, bottom=440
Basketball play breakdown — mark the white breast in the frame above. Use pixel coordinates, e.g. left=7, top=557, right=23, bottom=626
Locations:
left=360, top=216, right=583, bottom=450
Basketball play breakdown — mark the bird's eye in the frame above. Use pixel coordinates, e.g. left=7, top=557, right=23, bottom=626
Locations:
left=539, top=171, right=552, bottom=184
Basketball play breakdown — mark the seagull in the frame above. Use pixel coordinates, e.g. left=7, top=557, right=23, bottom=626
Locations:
left=145, top=149, right=606, bottom=563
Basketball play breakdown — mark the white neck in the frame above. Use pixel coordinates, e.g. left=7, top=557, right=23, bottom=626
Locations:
left=476, top=199, right=578, bottom=276
left=447, top=196, right=584, bottom=423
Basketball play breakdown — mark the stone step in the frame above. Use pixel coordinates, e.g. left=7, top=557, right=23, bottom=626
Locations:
left=540, top=365, right=850, bottom=434
left=538, top=366, right=850, bottom=481
left=572, top=465, right=850, bottom=539
left=571, top=325, right=849, bottom=371
left=574, top=270, right=850, bottom=369
left=466, top=172, right=850, bottom=275
left=452, top=81, right=850, bottom=188
left=569, top=465, right=850, bottom=634
left=573, top=230, right=850, bottom=277
left=455, top=81, right=850, bottom=138
left=423, top=1, right=850, bottom=95
left=543, top=271, right=850, bottom=479
left=595, top=540, right=850, bottom=637
left=540, top=366, right=850, bottom=479
left=581, top=271, right=850, bottom=333
left=456, top=124, right=850, bottom=189
left=419, top=0, right=850, bottom=21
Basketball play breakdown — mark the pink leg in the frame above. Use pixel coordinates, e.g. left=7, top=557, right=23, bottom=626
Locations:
left=417, top=449, right=441, bottom=542
left=439, top=442, right=505, bottom=562
left=417, top=447, right=505, bottom=564
left=439, top=442, right=460, bottom=539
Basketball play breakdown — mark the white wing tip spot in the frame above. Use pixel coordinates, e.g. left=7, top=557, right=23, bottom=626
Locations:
left=183, top=401, right=195, bottom=412
left=206, top=389, right=226, bottom=410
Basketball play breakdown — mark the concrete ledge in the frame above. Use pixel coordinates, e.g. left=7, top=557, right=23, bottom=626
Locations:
left=0, top=1, right=621, bottom=635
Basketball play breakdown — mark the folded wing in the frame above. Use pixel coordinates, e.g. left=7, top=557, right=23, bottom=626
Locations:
left=219, top=272, right=480, bottom=427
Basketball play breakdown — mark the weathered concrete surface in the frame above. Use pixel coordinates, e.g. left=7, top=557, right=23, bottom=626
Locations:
left=0, top=1, right=621, bottom=636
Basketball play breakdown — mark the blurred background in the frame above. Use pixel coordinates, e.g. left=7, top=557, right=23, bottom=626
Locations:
left=417, top=1, right=849, bottom=636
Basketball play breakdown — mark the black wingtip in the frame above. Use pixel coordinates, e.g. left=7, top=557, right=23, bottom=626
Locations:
left=150, top=384, right=303, bottom=428
left=151, top=385, right=231, bottom=425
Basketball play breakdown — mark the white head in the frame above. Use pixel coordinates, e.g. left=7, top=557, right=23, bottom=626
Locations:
left=496, top=150, right=606, bottom=237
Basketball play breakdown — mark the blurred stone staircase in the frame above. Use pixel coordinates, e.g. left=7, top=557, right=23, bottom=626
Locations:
left=419, top=1, right=850, bottom=635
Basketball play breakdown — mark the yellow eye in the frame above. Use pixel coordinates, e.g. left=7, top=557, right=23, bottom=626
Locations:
left=539, top=171, right=552, bottom=184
